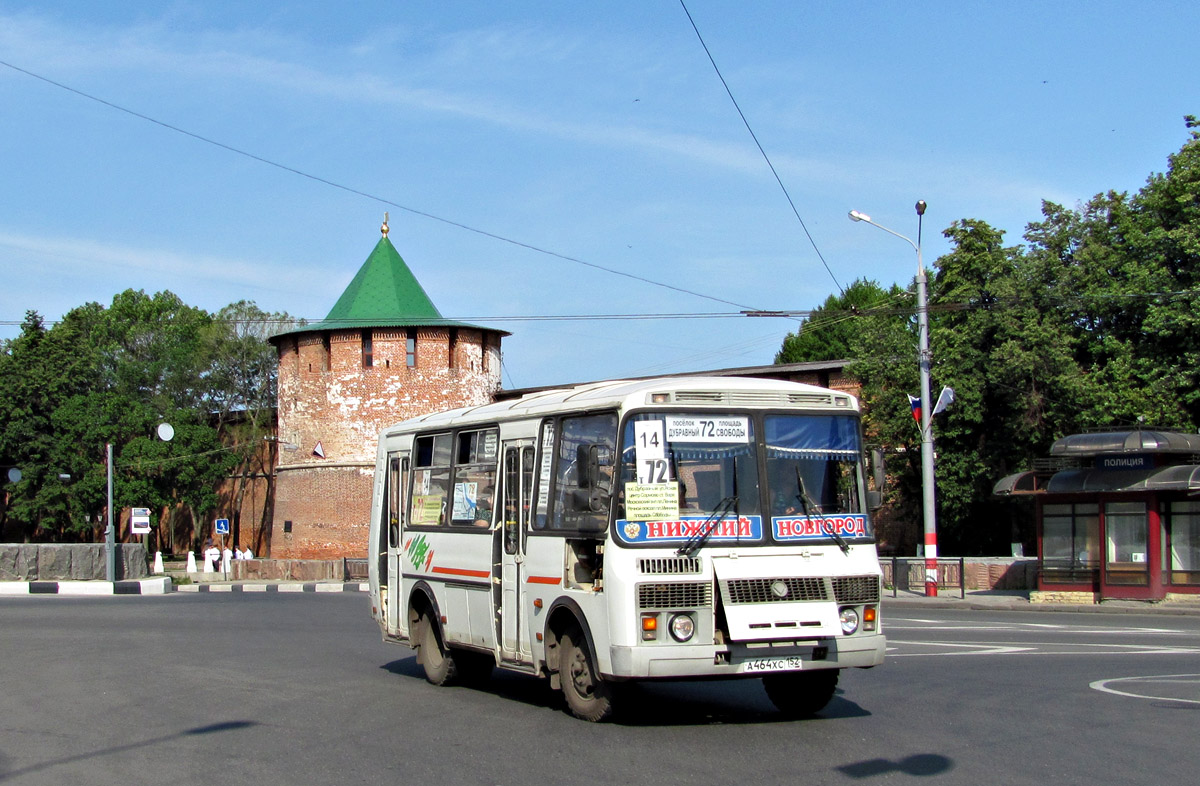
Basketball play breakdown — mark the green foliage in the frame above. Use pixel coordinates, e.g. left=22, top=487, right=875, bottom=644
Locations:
left=775, top=279, right=906, bottom=363
left=779, top=117, right=1200, bottom=554
left=0, top=291, right=287, bottom=543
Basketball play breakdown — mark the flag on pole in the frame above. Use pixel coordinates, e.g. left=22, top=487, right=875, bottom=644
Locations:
left=907, top=394, right=922, bottom=424
left=933, top=386, right=956, bottom=416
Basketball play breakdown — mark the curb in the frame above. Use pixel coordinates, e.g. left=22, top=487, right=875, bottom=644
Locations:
left=175, top=582, right=369, bottom=593
left=0, top=577, right=173, bottom=596
left=0, top=579, right=369, bottom=596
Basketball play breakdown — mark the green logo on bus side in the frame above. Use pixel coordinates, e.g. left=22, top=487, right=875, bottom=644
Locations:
left=405, top=534, right=433, bottom=572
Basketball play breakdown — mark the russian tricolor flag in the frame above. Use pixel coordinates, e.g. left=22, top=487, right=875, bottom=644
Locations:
left=907, top=394, right=922, bottom=424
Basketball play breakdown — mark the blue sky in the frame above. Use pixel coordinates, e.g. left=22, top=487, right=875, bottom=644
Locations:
left=3, top=1, right=1198, bottom=389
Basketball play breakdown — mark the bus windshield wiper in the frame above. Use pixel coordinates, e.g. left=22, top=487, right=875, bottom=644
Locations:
left=796, top=467, right=849, bottom=555
left=677, top=495, right=738, bottom=558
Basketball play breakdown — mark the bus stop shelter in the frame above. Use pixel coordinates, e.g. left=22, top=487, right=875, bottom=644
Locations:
left=994, top=429, right=1200, bottom=601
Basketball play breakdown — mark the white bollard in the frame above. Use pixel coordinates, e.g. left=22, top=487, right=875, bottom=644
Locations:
left=153, top=551, right=164, bottom=574
left=186, top=551, right=197, bottom=573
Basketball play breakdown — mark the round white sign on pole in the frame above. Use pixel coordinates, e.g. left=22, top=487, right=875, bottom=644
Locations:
left=157, top=423, right=175, bottom=442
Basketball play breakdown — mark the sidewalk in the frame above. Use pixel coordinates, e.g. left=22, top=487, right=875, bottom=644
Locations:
left=883, top=588, right=1200, bottom=616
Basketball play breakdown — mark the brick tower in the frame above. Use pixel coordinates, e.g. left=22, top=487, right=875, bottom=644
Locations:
left=268, top=218, right=507, bottom=558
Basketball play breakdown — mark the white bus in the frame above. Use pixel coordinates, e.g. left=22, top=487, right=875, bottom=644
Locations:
left=368, top=376, right=885, bottom=721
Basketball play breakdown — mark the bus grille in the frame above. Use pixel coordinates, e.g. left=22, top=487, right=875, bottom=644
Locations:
left=723, top=577, right=828, bottom=604
left=832, top=575, right=881, bottom=604
left=638, top=582, right=712, bottom=609
left=638, top=557, right=702, bottom=575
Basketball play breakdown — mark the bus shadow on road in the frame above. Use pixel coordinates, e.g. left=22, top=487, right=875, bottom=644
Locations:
left=382, top=656, right=870, bottom=725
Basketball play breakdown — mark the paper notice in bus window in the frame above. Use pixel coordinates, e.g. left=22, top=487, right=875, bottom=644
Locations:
left=634, top=420, right=668, bottom=483
left=625, top=481, right=680, bottom=522
left=452, top=482, right=477, bottom=521
left=411, top=495, right=444, bottom=526
left=665, top=415, right=749, bottom=443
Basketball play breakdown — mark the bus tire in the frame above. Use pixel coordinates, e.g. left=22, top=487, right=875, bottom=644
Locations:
left=560, top=626, right=614, bottom=722
left=762, top=669, right=838, bottom=718
left=418, top=614, right=458, bottom=686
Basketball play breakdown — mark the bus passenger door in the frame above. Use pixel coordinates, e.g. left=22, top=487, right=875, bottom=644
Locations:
left=386, top=452, right=408, bottom=634
left=498, top=442, right=534, bottom=662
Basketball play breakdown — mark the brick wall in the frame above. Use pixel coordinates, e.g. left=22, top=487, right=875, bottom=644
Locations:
left=270, top=326, right=502, bottom=559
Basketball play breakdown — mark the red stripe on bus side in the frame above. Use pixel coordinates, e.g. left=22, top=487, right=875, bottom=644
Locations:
left=526, top=575, right=561, bottom=586
left=431, top=566, right=491, bottom=579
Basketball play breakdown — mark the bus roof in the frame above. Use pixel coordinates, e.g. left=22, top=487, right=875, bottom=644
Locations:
left=380, top=375, right=858, bottom=436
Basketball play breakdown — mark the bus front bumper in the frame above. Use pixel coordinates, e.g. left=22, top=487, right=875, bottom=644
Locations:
left=607, top=632, right=886, bottom=680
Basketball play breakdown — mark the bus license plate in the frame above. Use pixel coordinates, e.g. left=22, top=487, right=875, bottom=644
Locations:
left=739, top=647, right=828, bottom=673
left=741, top=656, right=803, bottom=673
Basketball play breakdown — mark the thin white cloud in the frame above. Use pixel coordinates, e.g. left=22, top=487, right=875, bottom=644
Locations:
left=0, top=9, right=837, bottom=179
left=0, top=229, right=325, bottom=297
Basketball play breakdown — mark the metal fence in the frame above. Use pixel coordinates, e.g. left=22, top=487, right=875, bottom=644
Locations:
left=882, top=557, right=965, bottom=598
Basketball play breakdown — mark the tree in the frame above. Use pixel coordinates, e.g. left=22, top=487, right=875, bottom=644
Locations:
left=0, top=291, right=282, bottom=548
left=786, top=118, right=1200, bottom=555
left=775, top=279, right=904, bottom=363
left=203, top=301, right=296, bottom=554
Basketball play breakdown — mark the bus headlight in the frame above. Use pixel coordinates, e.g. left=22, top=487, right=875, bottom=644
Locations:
left=838, top=606, right=860, bottom=635
left=668, top=613, right=696, bottom=642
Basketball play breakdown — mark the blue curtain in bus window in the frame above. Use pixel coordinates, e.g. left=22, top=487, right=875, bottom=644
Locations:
left=764, top=416, right=859, bottom=460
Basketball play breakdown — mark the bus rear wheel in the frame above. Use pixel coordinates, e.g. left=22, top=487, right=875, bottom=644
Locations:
left=559, top=626, right=614, bottom=722
left=762, top=669, right=839, bottom=718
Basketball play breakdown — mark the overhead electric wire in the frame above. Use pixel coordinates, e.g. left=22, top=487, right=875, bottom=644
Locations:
left=0, top=57, right=763, bottom=313
left=678, top=1, right=843, bottom=296
left=6, top=285, right=1197, bottom=330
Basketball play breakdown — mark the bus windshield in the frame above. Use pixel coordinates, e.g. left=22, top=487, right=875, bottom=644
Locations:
left=614, top=411, right=870, bottom=547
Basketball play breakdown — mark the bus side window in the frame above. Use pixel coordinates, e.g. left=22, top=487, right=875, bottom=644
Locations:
left=387, top=454, right=403, bottom=547
left=503, top=448, right=519, bottom=554
left=552, top=413, right=617, bottom=532
left=410, top=434, right=452, bottom=526
left=451, top=428, right=499, bottom=528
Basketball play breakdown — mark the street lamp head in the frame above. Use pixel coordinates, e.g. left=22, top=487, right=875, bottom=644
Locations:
left=848, top=210, right=870, bottom=223
left=915, top=200, right=927, bottom=216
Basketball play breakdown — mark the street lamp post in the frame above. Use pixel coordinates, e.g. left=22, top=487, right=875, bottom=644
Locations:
left=105, top=442, right=115, bottom=582
left=849, top=201, right=939, bottom=597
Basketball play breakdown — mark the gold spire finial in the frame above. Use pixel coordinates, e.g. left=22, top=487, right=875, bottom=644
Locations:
left=381, top=212, right=390, bottom=237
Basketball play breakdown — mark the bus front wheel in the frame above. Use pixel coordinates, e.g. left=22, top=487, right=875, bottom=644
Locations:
left=559, top=626, right=614, bottom=722
left=762, top=669, right=839, bottom=718
left=418, top=613, right=458, bottom=686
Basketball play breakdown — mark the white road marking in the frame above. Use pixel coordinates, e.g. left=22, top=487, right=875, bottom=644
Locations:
left=1090, top=674, right=1200, bottom=705
left=886, top=640, right=1200, bottom=657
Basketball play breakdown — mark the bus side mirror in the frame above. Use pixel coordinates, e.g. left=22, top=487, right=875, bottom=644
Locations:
left=576, top=444, right=614, bottom=490
left=867, top=490, right=883, bottom=511
left=571, top=487, right=610, bottom=514
left=871, top=448, right=886, bottom=492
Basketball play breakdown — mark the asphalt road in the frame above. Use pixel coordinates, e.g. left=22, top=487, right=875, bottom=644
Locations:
left=1, top=595, right=1196, bottom=786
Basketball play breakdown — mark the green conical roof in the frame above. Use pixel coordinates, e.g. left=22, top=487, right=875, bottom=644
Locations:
left=323, top=236, right=443, bottom=325
left=273, top=234, right=506, bottom=340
